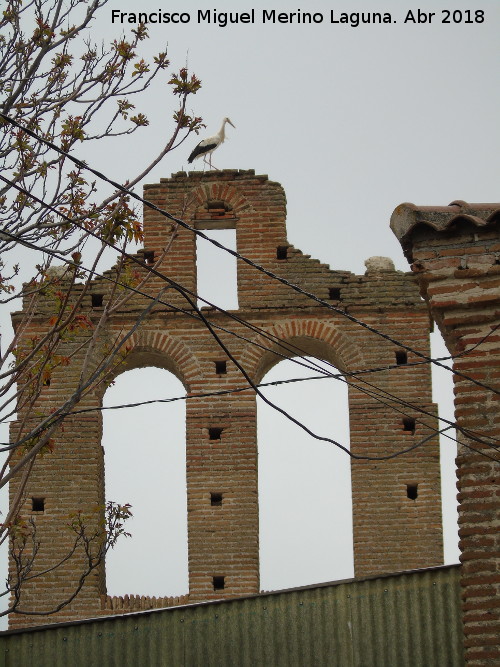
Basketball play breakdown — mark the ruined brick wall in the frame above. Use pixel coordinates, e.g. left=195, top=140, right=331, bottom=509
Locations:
left=391, top=201, right=500, bottom=667
left=9, top=171, right=443, bottom=628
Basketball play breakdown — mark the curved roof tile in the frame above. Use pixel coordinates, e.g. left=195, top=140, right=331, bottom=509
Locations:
left=390, top=201, right=500, bottom=261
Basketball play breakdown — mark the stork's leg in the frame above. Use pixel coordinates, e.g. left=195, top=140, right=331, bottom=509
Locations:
left=209, top=153, right=220, bottom=171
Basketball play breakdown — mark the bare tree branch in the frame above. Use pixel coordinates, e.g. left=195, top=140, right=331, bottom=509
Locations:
left=0, top=0, right=203, bottom=619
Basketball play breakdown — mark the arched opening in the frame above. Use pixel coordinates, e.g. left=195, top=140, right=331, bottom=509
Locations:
left=258, top=355, right=353, bottom=591
left=431, top=330, right=459, bottom=564
left=102, top=366, right=188, bottom=597
left=196, top=229, right=238, bottom=310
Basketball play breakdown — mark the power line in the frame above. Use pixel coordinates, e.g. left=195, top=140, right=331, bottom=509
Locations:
left=0, top=221, right=410, bottom=388
left=1, top=222, right=497, bottom=462
left=2, top=142, right=498, bottom=462
left=2, top=112, right=499, bottom=398
left=2, top=173, right=499, bottom=457
left=0, top=374, right=474, bottom=453
left=1, top=181, right=498, bottom=461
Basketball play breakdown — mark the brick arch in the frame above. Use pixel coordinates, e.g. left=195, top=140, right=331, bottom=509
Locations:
left=185, top=181, right=256, bottom=220
left=95, top=329, right=201, bottom=400
left=99, top=353, right=189, bottom=606
left=239, top=319, right=366, bottom=385
left=9, top=171, right=444, bottom=629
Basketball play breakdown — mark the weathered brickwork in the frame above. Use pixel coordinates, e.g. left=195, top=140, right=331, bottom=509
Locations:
left=9, top=170, right=443, bottom=629
left=391, top=201, right=500, bottom=667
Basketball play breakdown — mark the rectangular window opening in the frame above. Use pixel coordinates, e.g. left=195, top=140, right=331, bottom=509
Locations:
left=32, top=497, right=45, bottom=512
left=91, top=294, right=104, bottom=308
left=402, top=417, right=416, bottom=434
left=213, top=576, right=225, bottom=591
left=276, top=245, right=288, bottom=260
left=407, top=484, right=418, bottom=500
left=395, top=350, right=408, bottom=365
left=214, top=360, right=227, bottom=375
left=209, top=427, right=223, bottom=441
left=211, top=492, right=223, bottom=507
left=196, top=229, right=238, bottom=310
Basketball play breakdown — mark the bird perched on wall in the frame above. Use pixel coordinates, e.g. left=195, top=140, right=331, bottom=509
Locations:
left=188, top=117, right=235, bottom=170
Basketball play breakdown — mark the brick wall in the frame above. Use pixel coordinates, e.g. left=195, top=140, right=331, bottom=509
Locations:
left=9, top=170, right=443, bottom=628
left=391, top=201, right=500, bottom=666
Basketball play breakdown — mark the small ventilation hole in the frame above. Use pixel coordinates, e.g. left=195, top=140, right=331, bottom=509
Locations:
left=276, top=246, right=288, bottom=260
left=402, top=417, right=416, bottom=434
left=209, top=427, right=223, bottom=441
left=211, top=493, right=223, bottom=507
left=213, top=576, right=225, bottom=591
left=91, top=294, right=104, bottom=308
left=407, top=484, right=418, bottom=500
left=143, top=250, right=155, bottom=264
left=207, top=200, right=230, bottom=212
left=395, top=350, right=408, bottom=365
left=215, top=361, right=227, bottom=375
left=32, top=497, right=45, bottom=512
left=329, top=287, right=341, bottom=300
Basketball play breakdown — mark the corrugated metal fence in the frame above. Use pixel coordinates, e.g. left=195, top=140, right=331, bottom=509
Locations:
left=0, top=566, right=464, bottom=666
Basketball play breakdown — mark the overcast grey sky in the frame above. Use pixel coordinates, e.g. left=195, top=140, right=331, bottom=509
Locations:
left=88, top=0, right=500, bottom=275
left=101, top=0, right=499, bottom=597
left=2, top=0, right=499, bottom=617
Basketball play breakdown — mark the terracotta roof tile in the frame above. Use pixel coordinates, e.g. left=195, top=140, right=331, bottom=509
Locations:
left=390, top=201, right=500, bottom=261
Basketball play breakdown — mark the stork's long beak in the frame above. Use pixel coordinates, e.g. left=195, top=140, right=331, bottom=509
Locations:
left=227, top=119, right=236, bottom=128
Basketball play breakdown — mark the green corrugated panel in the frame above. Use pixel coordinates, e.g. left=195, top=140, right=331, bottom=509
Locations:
left=0, top=566, right=464, bottom=667
left=349, top=569, right=464, bottom=667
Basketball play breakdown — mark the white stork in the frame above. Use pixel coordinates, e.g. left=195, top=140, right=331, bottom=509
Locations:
left=188, top=117, right=235, bottom=169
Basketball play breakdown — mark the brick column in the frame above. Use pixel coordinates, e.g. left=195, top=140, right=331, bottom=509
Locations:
left=8, top=171, right=447, bottom=628
left=391, top=201, right=500, bottom=666
left=186, top=391, right=259, bottom=601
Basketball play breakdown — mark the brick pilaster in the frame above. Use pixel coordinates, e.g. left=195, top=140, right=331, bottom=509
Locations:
left=8, top=172, right=444, bottom=628
left=392, top=201, right=500, bottom=666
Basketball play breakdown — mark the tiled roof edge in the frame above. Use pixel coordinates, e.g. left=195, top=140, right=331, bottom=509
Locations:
left=390, top=201, right=500, bottom=261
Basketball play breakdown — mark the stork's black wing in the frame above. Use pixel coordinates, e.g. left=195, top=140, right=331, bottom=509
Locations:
left=188, top=142, right=217, bottom=163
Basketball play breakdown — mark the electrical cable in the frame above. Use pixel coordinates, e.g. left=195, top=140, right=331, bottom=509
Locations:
left=1, top=112, right=499, bottom=397
left=1, top=178, right=499, bottom=456
left=0, top=222, right=490, bottom=458
left=1, top=134, right=498, bottom=461
left=1, top=182, right=498, bottom=461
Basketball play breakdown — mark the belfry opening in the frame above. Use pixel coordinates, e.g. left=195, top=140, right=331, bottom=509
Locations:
left=9, top=171, right=443, bottom=628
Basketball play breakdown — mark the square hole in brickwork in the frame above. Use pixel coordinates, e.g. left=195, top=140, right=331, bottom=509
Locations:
left=407, top=484, right=418, bottom=500
left=329, top=287, right=341, bottom=300
left=143, top=250, right=155, bottom=264
left=91, top=294, right=104, bottom=308
left=395, top=350, right=408, bottom=365
left=211, top=492, right=223, bottom=506
left=43, top=377, right=51, bottom=387
left=276, top=245, right=288, bottom=260
left=31, top=497, right=45, bottom=512
left=214, top=361, right=227, bottom=375
left=402, top=417, right=416, bottom=434
left=206, top=200, right=231, bottom=215
left=213, top=576, right=225, bottom=591
left=209, top=427, right=223, bottom=441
